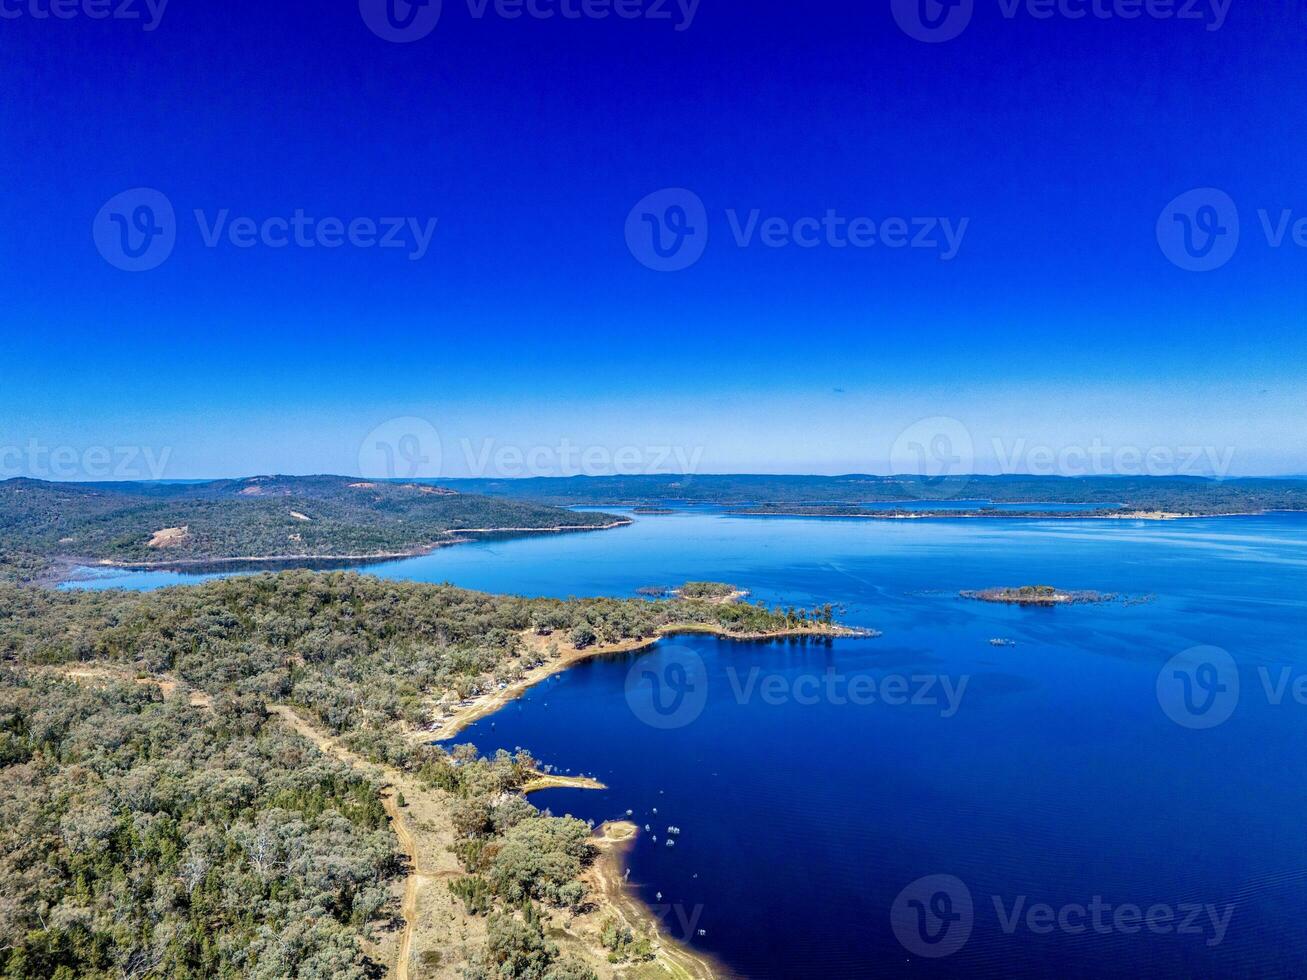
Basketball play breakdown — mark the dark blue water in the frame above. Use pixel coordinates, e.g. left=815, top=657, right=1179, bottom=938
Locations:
left=70, top=510, right=1307, bottom=977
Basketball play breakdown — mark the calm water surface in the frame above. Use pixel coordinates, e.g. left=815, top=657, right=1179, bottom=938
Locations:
left=71, top=511, right=1307, bottom=977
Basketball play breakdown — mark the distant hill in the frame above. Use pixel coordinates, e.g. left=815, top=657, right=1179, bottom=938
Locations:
left=434, top=473, right=1307, bottom=515
left=0, top=476, right=622, bottom=581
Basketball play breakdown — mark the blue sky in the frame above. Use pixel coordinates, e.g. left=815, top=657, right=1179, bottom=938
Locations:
left=2, top=0, right=1305, bottom=478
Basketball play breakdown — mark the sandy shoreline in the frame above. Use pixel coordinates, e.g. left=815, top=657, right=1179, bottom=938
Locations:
left=412, top=622, right=864, bottom=976
left=727, top=509, right=1254, bottom=521
left=414, top=616, right=867, bottom=977
left=424, top=621, right=869, bottom=744
left=274, top=701, right=721, bottom=978
left=266, top=703, right=710, bottom=978
left=585, top=820, right=726, bottom=979
left=521, top=772, right=606, bottom=793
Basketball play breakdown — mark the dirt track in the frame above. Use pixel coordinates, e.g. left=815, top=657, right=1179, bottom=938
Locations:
left=267, top=706, right=459, bottom=980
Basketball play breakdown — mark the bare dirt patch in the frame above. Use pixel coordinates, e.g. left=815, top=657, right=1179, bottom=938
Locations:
left=147, top=526, right=189, bottom=549
left=522, top=773, right=606, bottom=794
left=59, top=666, right=212, bottom=709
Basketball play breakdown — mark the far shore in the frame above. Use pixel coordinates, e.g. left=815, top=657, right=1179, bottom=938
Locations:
left=63, top=519, right=634, bottom=573
left=725, top=509, right=1255, bottom=521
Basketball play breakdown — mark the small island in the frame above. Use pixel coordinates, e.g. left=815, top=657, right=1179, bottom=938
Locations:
left=674, top=581, right=748, bottom=602
left=962, top=585, right=1117, bottom=606
left=636, top=581, right=749, bottom=602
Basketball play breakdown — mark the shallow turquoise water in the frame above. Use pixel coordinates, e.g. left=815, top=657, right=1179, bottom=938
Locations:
left=70, top=510, right=1307, bottom=977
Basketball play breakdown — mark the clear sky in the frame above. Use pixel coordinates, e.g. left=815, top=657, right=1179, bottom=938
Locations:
left=2, top=0, right=1305, bottom=480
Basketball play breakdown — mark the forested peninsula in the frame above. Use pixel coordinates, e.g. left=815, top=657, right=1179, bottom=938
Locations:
left=0, top=571, right=850, bottom=979
left=0, top=476, right=624, bottom=584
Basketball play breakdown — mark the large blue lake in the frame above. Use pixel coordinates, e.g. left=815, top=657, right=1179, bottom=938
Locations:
left=71, top=510, right=1307, bottom=977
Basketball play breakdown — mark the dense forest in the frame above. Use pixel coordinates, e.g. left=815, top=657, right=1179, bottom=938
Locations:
left=438, top=473, right=1307, bottom=516
left=0, top=673, right=396, bottom=979
left=0, top=572, right=812, bottom=978
left=0, top=477, right=621, bottom=583
left=0, top=572, right=807, bottom=730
